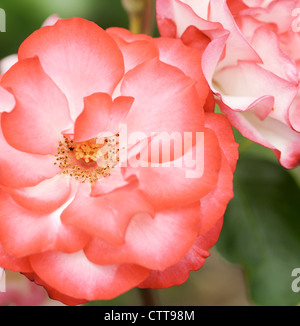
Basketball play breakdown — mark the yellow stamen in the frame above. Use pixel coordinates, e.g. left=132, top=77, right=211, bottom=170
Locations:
left=54, top=135, right=120, bottom=184
left=74, top=139, right=101, bottom=163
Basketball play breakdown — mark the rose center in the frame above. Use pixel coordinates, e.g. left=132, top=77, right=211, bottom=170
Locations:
left=54, top=135, right=119, bottom=183
left=74, top=139, right=102, bottom=163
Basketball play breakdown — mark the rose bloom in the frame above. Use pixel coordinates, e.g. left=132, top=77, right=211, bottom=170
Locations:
left=0, top=18, right=238, bottom=305
left=157, top=0, right=300, bottom=168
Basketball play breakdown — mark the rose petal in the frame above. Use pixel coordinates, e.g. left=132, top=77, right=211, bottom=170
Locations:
left=84, top=202, right=200, bottom=270
left=18, top=17, right=124, bottom=120
left=91, top=167, right=130, bottom=196
left=250, top=27, right=298, bottom=84
left=41, top=14, right=60, bottom=27
left=221, top=104, right=300, bottom=168
left=136, top=129, right=221, bottom=210
left=204, top=112, right=239, bottom=172
left=61, top=181, right=154, bottom=246
left=0, top=86, right=15, bottom=113
left=74, top=93, right=134, bottom=142
left=6, top=174, right=72, bottom=214
left=0, top=189, right=89, bottom=257
left=107, top=28, right=159, bottom=73
left=30, top=251, right=150, bottom=301
left=73, top=93, right=112, bottom=142
left=154, top=37, right=210, bottom=102
left=214, top=61, right=297, bottom=125
left=139, top=217, right=223, bottom=288
left=0, top=118, right=59, bottom=188
left=121, top=58, right=205, bottom=137
left=1, top=57, right=72, bottom=155
left=289, top=92, right=300, bottom=132
left=0, top=243, right=32, bottom=273
left=0, top=54, right=18, bottom=75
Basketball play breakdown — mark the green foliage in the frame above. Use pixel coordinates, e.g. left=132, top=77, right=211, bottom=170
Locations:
left=217, top=155, right=300, bottom=306
left=0, top=0, right=128, bottom=58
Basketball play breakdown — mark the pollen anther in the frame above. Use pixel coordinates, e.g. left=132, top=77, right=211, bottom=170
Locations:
left=54, top=135, right=120, bottom=184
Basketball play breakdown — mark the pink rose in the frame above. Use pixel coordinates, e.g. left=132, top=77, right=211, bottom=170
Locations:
left=0, top=18, right=238, bottom=304
left=157, top=0, right=300, bottom=168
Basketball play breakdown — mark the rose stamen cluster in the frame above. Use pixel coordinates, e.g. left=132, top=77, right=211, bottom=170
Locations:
left=54, top=135, right=120, bottom=184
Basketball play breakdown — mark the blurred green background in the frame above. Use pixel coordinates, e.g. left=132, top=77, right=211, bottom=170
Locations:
left=0, top=0, right=300, bottom=307
left=0, top=0, right=130, bottom=58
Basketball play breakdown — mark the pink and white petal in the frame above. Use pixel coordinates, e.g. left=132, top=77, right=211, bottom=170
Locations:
left=200, top=28, right=231, bottom=90
left=279, top=31, right=300, bottom=63
left=61, top=182, right=154, bottom=246
left=157, top=0, right=220, bottom=37
left=1, top=57, right=72, bottom=155
left=18, top=18, right=124, bottom=121
left=250, top=27, right=298, bottom=84
left=242, top=0, right=297, bottom=33
left=107, top=28, right=159, bottom=73
left=0, top=190, right=89, bottom=257
left=156, top=16, right=177, bottom=38
left=109, top=96, right=134, bottom=133
left=162, top=0, right=259, bottom=64
left=180, top=25, right=211, bottom=57
left=204, top=112, right=239, bottom=172
left=107, top=27, right=153, bottom=43
left=91, top=167, right=130, bottom=196
left=227, top=0, right=249, bottom=14
left=181, top=0, right=211, bottom=19
left=0, top=121, right=59, bottom=188
left=121, top=58, right=204, bottom=137
left=85, top=202, right=200, bottom=270
left=73, top=92, right=112, bottom=142
left=214, top=62, right=298, bottom=125
left=234, top=14, right=277, bottom=43
left=208, top=0, right=261, bottom=68
left=239, top=0, right=263, bottom=8
left=0, top=54, right=18, bottom=75
left=154, top=37, right=209, bottom=102
left=75, top=94, right=134, bottom=141
left=6, top=174, right=72, bottom=214
left=29, top=251, right=150, bottom=301
left=0, top=86, right=15, bottom=113
left=139, top=217, right=223, bottom=288
left=41, top=14, right=60, bottom=27
left=0, top=243, right=32, bottom=273
left=199, top=154, right=233, bottom=234
left=195, top=114, right=237, bottom=233
left=25, top=272, right=86, bottom=305
left=136, top=129, right=221, bottom=210
left=221, top=104, right=300, bottom=168
left=289, top=92, right=300, bottom=132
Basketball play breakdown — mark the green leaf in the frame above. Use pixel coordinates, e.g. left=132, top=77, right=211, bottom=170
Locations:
left=217, top=156, right=300, bottom=306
